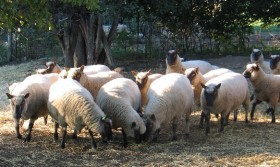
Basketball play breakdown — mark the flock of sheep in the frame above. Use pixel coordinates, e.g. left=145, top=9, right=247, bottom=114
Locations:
left=5, top=48, right=280, bottom=149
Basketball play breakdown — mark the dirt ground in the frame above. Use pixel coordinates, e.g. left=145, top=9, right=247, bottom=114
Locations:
left=0, top=55, right=280, bottom=166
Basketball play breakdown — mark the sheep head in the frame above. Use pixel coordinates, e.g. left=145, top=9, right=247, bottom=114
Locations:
left=131, top=69, right=151, bottom=89
left=100, top=116, right=113, bottom=142
left=251, top=48, right=263, bottom=63
left=242, top=63, right=261, bottom=81
left=185, top=67, right=199, bottom=84
left=6, top=93, right=30, bottom=119
left=45, top=61, right=56, bottom=73
left=166, top=49, right=178, bottom=66
left=141, top=114, right=156, bottom=142
left=201, top=83, right=221, bottom=107
left=67, top=66, right=84, bottom=81
left=270, top=55, right=280, bottom=70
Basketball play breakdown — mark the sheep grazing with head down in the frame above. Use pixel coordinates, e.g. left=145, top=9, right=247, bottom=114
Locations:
left=250, top=48, right=271, bottom=74
left=270, top=55, right=280, bottom=75
left=65, top=65, right=123, bottom=99
left=131, top=69, right=163, bottom=107
left=48, top=78, right=112, bottom=149
left=200, top=72, right=250, bottom=135
left=6, top=74, right=52, bottom=142
left=185, top=67, right=233, bottom=105
left=96, top=78, right=146, bottom=148
left=142, top=73, right=194, bottom=141
left=243, top=63, right=280, bottom=123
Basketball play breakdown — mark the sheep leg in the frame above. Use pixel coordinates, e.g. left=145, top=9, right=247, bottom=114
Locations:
left=24, top=119, right=34, bottom=142
left=265, top=107, right=273, bottom=114
left=152, top=129, right=160, bottom=142
left=43, top=115, right=48, bottom=125
left=54, top=122, right=59, bottom=141
left=266, top=107, right=276, bottom=123
left=219, top=115, right=224, bottom=133
left=224, top=112, right=230, bottom=126
left=14, top=118, right=22, bottom=139
left=251, top=99, right=262, bottom=120
left=121, top=129, right=128, bottom=148
left=171, top=119, right=177, bottom=140
left=185, top=116, right=190, bottom=137
left=72, top=130, right=78, bottom=140
left=233, top=110, right=237, bottom=122
left=60, top=126, right=67, bottom=149
left=205, top=113, right=210, bottom=135
left=88, top=129, right=97, bottom=149
left=199, top=112, right=205, bottom=128
left=243, top=100, right=250, bottom=123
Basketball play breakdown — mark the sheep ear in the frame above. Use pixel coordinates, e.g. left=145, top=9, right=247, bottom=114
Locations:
left=255, top=64, right=260, bottom=71
left=215, top=83, right=221, bottom=90
left=24, top=93, right=30, bottom=99
left=150, top=114, right=156, bottom=121
left=80, top=65, right=85, bottom=72
left=200, top=83, right=206, bottom=89
left=131, top=122, right=136, bottom=128
left=195, top=67, right=199, bottom=73
left=131, top=70, right=138, bottom=77
left=64, top=67, right=70, bottom=71
left=147, top=69, right=152, bottom=75
left=6, top=93, right=14, bottom=99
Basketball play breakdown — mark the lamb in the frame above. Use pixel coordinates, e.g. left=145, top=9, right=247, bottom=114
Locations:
left=243, top=63, right=280, bottom=123
left=269, top=54, right=280, bottom=75
left=185, top=67, right=233, bottom=105
left=250, top=48, right=271, bottom=74
left=200, top=72, right=250, bottom=135
left=96, top=78, right=146, bottom=147
left=6, top=74, right=52, bottom=142
left=47, top=78, right=112, bottom=149
left=142, top=73, right=194, bottom=141
left=131, top=69, right=163, bottom=107
left=65, top=65, right=124, bottom=99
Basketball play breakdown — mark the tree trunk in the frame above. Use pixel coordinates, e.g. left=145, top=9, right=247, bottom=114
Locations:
left=74, top=29, right=86, bottom=67
left=7, top=30, right=12, bottom=62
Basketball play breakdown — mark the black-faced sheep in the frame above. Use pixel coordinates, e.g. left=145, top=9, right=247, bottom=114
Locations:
left=243, top=63, right=280, bottom=123
left=131, top=69, right=163, bottom=107
left=250, top=48, right=271, bottom=74
left=65, top=65, right=123, bottom=99
left=96, top=78, right=146, bottom=148
left=6, top=74, right=52, bottom=142
left=200, top=72, right=250, bottom=135
left=165, top=50, right=186, bottom=74
left=142, top=73, right=194, bottom=141
left=269, top=54, right=280, bottom=75
left=47, top=78, right=112, bottom=149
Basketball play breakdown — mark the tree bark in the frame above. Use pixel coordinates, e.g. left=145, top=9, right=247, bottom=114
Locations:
left=74, top=29, right=86, bottom=67
left=7, top=30, right=12, bottom=62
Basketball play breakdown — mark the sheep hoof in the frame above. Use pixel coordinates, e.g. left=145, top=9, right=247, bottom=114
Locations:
left=60, top=144, right=65, bottom=149
left=17, top=134, right=22, bottom=139
left=245, top=119, right=249, bottom=123
left=54, top=133, right=58, bottom=141
left=72, top=133, right=77, bottom=140
left=23, top=135, right=31, bottom=142
left=271, top=119, right=276, bottom=123
left=123, top=143, right=128, bottom=148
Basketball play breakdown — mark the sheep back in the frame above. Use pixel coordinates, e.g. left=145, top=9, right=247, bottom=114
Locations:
left=181, top=60, right=213, bottom=74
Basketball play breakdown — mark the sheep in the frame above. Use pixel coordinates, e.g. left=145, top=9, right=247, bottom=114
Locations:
left=142, top=73, right=194, bottom=141
left=6, top=74, right=52, bottom=142
left=242, top=63, right=280, bottom=123
left=250, top=48, right=271, bottom=74
left=269, top=54, right=280, bottom=75
left=200, top=72, right=250, bottom=135
left=181, top=60, right=217, bottom=74
left=96, top=78, right=146, bottom=148
left=36, top=61, right=62, bottom=74
left=165, top=49, right=186, bottom=74
left=65, top=65, right=123, bottom=99
left=131, top=69, right=163, bottom=107
left=185, top=67, right=233, bottom=105
left=47, top=78, right=112, bottom=149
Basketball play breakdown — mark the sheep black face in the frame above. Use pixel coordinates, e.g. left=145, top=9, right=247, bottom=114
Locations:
left=100, top=116, right=112, bottom=143
left=270, top=55, right=280, bottom=70
left=141, top=114, right=155, bottom=142
left=166, top=50, right=178, bottom=66
left=251, top=49, right=262, bottom=62
left=201, top=83, right=221, bottom=107
left=6, top=93, right=29, bottom=119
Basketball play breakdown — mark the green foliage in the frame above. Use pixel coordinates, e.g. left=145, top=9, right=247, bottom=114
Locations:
left=60, top=0, right=99, bottom=10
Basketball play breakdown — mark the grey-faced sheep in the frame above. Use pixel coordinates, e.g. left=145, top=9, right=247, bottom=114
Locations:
left=47, top=78, right=112, bottom=149
left=243, top=63, right=280, bottom=123
left=96, top=78, right=146, bottom=148
left=6, top=74, right=52, bottom=142
left=65, top=65, right=124, bottom=99
left=142, top=73, right=194, bottom=141
left=270, top=54, right=280, bottom=75
left=200, top=72, right=250, bottom=135
left=250, top=48, right=271, bottom=74
left=131, top=69, right=163, bottom=107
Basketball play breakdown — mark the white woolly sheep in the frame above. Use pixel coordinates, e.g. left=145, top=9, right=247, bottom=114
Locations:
left=6, top=74, right=52, bottom=142
left=96, top=78, right=146, bottom=147
left=131, top=69, right=163, bottom=107
left=65, top=65, right=123, bottom=99
left=243, top=63, right=280, bottom=123
left=182, top=60, right=217, bottom=74
left=185, top=67, right=233, bottom=105
left=200, top=72, right=250, bottom=135
left=48, top=78, right=112, bottom=149
left=165, top=50, right=186, bottom=74
left=250, top=48, right=271, bottom=74
left=269, top=54, right=280, bottom=75
left=142, top=73, right=194, bottom=141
